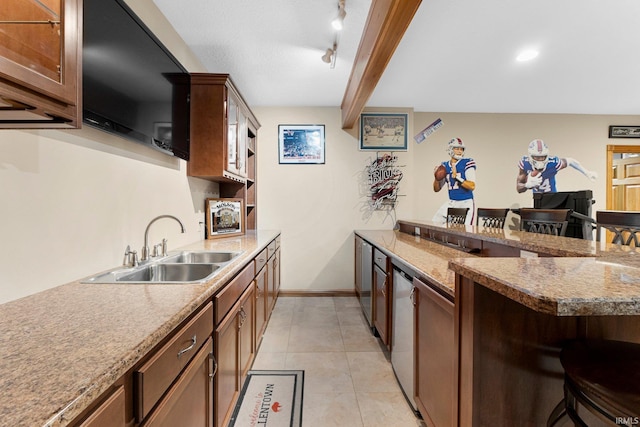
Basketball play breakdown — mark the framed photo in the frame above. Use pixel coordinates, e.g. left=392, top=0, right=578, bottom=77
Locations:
left=205, top=198, right=244, bottom=239
left=609, top=125, right=640, bottom=138
left=278, top=124, right=325, bottom=164
left=360, top=113, right=408, bottom=151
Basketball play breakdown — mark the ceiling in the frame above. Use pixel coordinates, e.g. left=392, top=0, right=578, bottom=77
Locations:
left=153, top=0, right=640, bottom=118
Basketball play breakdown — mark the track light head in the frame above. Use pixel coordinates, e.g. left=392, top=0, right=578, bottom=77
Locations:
left=331, top=6, right=346, bottom=30
left=321, top=48, right=334, bottom=64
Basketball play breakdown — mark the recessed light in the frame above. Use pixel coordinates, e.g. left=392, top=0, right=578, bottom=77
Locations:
left=516, top=49, right=539, bottom=62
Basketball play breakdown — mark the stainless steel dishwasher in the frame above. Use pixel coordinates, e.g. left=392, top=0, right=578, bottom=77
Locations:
left=392, top=266, right=417, bottom=412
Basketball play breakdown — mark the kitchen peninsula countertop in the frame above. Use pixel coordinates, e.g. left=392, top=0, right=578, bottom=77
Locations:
left=0, top=230, right=279, bottom=427
left=359, top=221, right=640, bottom=315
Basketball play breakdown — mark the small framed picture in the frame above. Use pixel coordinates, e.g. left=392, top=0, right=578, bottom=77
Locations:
left=360, top=113, right=408, bottom=151
left=278, top=124, right=325, bottom=164
left=205, top=198, right=244, bottom=239
left=609, top=125, right=640, bottom=138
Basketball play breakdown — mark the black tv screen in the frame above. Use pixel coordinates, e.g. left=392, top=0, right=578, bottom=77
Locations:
left=83, top=0, right=190, bottom=160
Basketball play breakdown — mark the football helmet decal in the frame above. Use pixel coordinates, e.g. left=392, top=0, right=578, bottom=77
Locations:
left=447, top=138, right=465, bottom=159
left=528, top=139, right=549, bottom=170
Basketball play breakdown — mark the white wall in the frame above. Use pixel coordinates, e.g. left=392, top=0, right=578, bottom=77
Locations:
left=253, top=107, right=415, bottom=292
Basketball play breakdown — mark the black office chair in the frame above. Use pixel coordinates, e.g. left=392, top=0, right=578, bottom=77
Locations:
left=595, top=210, right=640, bottom=246
left=447, top=207, right=469, bottom=225
left=477, top=208, right=509, bottom=229
left=519, top=208, right=571, bottom=236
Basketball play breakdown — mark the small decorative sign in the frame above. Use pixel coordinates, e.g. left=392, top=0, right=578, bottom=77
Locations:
left=205, top=198, right=244, bottom=239
left=609, top=125, right=640, bottom=138
left=414, top=118, right=443, bottom=143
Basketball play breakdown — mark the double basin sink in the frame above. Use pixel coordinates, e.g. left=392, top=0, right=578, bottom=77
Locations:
left=83, top=250, right=242, bottom=284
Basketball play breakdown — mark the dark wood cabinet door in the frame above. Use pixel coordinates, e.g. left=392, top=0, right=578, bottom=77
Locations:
left=0, top=0, right=81, bottom=126
left=414, top=277, right=455, bottom=427
left=255, top=267, right=267, bottom=345
left=267, top=255, right=276, bottom=312
left=77, top=385, right=126, bottom=427
left=355, top=236, right=363, bottom=297
left=238, top=283, right=255, bottom=384
left=143, top=338, right=214, bottom=427
left=273, top=248, right=281, bottom=299
left=214, top=307, right=239, bottom=427
left=373, top=264, right=389, bottom=346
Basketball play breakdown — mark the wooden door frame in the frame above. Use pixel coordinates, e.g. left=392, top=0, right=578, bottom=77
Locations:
left=606, top=144, right=640, bottom=209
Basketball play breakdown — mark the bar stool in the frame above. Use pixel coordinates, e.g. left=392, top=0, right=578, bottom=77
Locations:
left=447, top=207, right=468, bottom=225
left=519, top=208, right=571, bottom=236
left=595, top=210, right=640, bottom=246
left=547, top=339, right=640, bottom=426
left=477, top=208, right=509, bottom=229
left=547, top=212, right=640, bottom=426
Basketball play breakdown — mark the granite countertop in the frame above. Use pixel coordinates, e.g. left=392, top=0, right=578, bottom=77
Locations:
left=359, top=222, right=640, bottom=317
left=448, top=257, right=640, bottom=316
left=0, top=230, right=280, bottom=427
left=355, top=229, right=478, bottom=298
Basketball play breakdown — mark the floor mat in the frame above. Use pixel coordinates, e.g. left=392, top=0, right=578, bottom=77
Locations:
left=229, top=370, right=304, bottom=427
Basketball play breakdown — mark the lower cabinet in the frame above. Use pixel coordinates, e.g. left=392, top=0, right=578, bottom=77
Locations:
left=214, top=282, right=255, bottom=427
left=414, top=277, right=455, bottom=427
left=77, top=385, right=126, bottom=427
left=255, top=264, right=267, bottom=347
left=142, top=337, right=215, bottom=427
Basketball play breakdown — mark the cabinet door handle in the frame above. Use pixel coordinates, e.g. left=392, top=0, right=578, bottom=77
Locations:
left=177, top=335, right=197, bottom=358
left=381, top=277, right=387, bottom=297
left=410, top=286, right=416, bottom=306
left=209, top=352, right=218, bottom=381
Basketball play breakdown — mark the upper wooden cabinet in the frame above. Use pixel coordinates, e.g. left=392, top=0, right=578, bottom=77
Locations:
left=0, top=0, right=81, bottom=127
left=188, top=73, right=259, bottom=183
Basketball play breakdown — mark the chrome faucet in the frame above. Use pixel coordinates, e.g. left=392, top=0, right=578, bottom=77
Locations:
left=141, top=215, right=186, bottom=261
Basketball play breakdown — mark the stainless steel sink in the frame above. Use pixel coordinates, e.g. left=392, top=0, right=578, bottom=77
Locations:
left=161, top=251, right=241, bottom=264
left=82, top=250, right=243, bottom=284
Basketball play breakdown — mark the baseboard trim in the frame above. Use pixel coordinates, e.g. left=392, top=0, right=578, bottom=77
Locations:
left=278, top=290, right=357, bottom=298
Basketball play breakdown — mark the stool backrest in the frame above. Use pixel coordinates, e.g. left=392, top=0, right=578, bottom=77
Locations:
left=477, top=208, right=509, bottom=229
left=447, top=207, right=469, bottom=225
left=596, top=211, right=640, bottom=246
left=519, top=208, right=570, bottom=236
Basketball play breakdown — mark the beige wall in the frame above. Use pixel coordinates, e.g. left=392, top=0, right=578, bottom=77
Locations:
left=253, top=107, right=415, bottom=293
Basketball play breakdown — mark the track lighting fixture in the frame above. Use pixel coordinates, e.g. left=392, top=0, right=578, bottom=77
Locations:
left=331, top=0, right=346, bottom=31
left=321, top=42, right=337, bottom=69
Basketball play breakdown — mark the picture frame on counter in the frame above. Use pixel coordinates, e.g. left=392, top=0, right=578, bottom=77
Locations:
left=278, top=124, right=325, bottom=164
left=205, top=198, right=244, bottom=239
left=359, top=113, right=408, bottom=151
left=609, top=125, right=640, bottom=138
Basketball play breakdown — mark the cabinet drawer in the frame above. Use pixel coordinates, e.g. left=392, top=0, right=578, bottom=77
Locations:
left=135, top=302, right=213, bottom=421
left=267, top=240, right=277, bottom=259
left=374, top=248, right=388, bottom=270
left=214, top=262, right=254, bottom=325
left=254, top=248, right=268, bottom=276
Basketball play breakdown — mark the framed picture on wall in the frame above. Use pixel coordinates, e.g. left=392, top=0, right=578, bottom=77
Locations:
left=609, top=125, right=640, bottom=138
left=359, top=113, right=408, bottom=151
left=205, top=198, right=244, bottom=239
left=278, top=124, right=325, bottom=164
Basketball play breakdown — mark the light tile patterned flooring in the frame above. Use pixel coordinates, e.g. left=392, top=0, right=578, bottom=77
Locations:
left=252, top=296, right=424, bottom=427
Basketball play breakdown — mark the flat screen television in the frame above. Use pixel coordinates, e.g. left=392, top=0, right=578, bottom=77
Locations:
left=83, top=0, right=190, bottom=160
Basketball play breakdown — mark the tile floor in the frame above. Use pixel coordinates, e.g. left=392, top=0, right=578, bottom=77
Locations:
left=252, top=296, right=425, bottom=427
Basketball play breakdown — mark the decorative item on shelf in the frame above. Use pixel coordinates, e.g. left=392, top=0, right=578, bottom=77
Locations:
left=205, top=198, right=244, bottom=239
left=609, top=125, right=640, bottom=138
left=366, top=153, right=404, bottom=210
left=359, top=113, right=408, bottom=151
left=278, top=124, right=325, bottom=164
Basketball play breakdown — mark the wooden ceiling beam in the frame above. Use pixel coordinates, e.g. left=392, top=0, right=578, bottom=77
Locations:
left=340, top=0, right=422, bottom=129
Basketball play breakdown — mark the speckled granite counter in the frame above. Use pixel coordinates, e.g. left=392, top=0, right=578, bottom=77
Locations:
left=0, top=230, right=279, bottom=427
left=354, top=229, right=478, bottom=298
left=359, top=221, right=640, bottom=315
